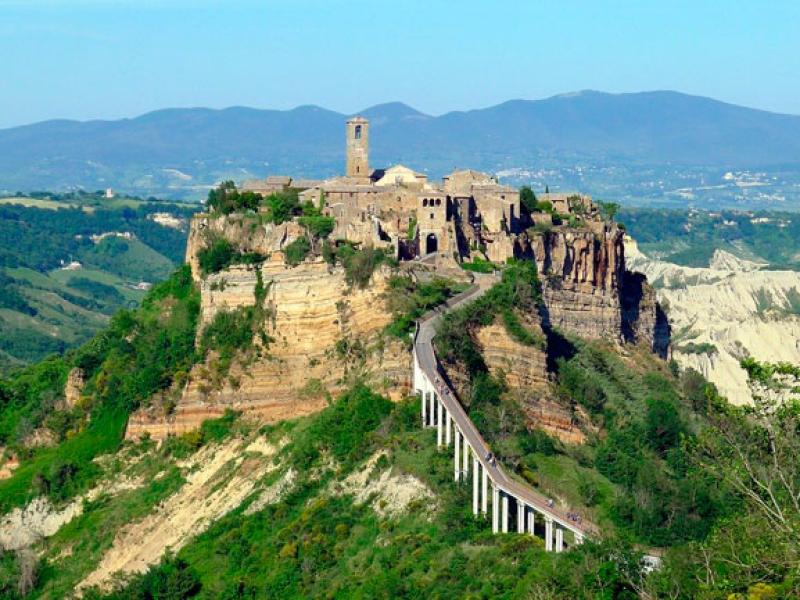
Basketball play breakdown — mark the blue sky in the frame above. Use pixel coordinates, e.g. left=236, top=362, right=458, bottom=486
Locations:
left=1, top=0, right=799, bottom=128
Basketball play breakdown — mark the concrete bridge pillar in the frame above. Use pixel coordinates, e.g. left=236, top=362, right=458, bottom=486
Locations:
left=492, top=486, right=499, bottom=533
left=574, top=532, right=584, bottom=545
left=555, top=527, right=564, bottom=553
left=445, top=410, right=451, bottom=445
left=454, top=429, right=461, bottom=482
left=436, top=395, right=443, bottom=447
left=481, top=467, right=488, bottom=514
left=517, top=499, right=525, bottom=533
left=501, top=493, right=509, bottom=533
left=462, top=436, right=469, bottom=477
left=427, top=389, right=435, bottom=428
left=472, top=456, right=479, bottom=515
left=527, top=507, right=535, bottom=535
left=545, top=517, right=554, bottom=552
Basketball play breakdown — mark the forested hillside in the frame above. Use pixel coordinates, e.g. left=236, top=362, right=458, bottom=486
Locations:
left=619, top=207, right=800, bottom=270
left=0, top=193, right=195, bottom=372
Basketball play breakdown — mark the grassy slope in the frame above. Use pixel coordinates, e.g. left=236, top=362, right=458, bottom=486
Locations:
left=0, top=266, right=200, bottom=514
left=48, top=391, right=638, bottom=600
left=0, top=199, right=193, bottom=371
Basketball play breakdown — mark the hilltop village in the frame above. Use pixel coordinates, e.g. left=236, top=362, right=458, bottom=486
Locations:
left=124, top=117, right=667, bottom=441
left=242, top=116, right=599, bottom=266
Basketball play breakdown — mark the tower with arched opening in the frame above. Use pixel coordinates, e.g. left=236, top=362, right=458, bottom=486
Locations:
left=346, top=116, right=369, bottom=179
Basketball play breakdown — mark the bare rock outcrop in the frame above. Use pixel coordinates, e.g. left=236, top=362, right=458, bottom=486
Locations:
left=475, top=319, right=548, bottom=391
left=519, top=397, right=588, bottom=445
left=63, top=367, right=84, bottom=409
left=534, top=227, right=625, bottom=341
left=531, top=224, right=667, bottom=354
left=474, top=315, right=587, bottom=444
left=127, top=214, right=409, bottom=439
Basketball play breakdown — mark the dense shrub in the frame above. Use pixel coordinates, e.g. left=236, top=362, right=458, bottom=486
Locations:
left=289, top=384, right=393, bottom=469
left=263, top=190, right=300, bottom=224
left=298, top=215, right=335, bottom=239
left=460, top=257, right=495, bottom=273
left=90, top=555, right=201, bottom=599
left=197, top=238, right=236, bottom=275
left=283, top=237, right=311, bottom=266
left=198, top=305, right=265, bottom=378
left=501, top=308, right=544, bottom=348
left=519, top=185, right=537, bottom=213
left=206, top=181, right=260, bottom=215
left=325, top=243, right=391, bottom=288
left=384, top=276, right=467, bottom=339
left=197, top=237, right=266, bottom=276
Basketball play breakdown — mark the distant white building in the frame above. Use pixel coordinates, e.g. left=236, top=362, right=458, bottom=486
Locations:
left=61, top=261, right=82, bottom=271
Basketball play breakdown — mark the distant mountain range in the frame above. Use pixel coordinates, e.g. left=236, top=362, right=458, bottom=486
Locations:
left=2, top=90, right=800, bottom=201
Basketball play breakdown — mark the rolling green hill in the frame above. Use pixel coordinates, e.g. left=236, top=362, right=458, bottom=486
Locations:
left=0, top=192, right=196, bottom=371
left=619, top=207, right=800, bottom=270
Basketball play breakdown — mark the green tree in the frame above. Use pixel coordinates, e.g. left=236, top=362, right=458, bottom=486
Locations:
left=519, top=186, right=537, bottom=213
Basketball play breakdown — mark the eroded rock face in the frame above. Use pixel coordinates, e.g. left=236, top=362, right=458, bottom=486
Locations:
left=534, top=227, right=624, bottom=342
left=127, top=215, right=409, bottom=439
left=439, top=314, right=588, bottom=444
left=475, top=319, right=548, bottom=391
left=532, top=225, right=665, bottom=353
left=519, top=397, right=588, bottom=445
left=63, top=367, right=84, bottom=409
left=627, top=239, right=800, bottom=405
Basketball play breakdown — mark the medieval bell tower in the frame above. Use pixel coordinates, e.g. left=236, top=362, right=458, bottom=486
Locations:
left=346, top=116, right=369, bottom=179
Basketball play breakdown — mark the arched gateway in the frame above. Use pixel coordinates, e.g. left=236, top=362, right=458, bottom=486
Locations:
left=425, top=233, right=438, bottom=254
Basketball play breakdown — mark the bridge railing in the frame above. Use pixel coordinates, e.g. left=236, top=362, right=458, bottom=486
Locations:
left=412, top=280, right=599, bottom=542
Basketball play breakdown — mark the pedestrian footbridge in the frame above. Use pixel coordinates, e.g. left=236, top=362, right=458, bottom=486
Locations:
left=412, top=278, right=598, bottom=552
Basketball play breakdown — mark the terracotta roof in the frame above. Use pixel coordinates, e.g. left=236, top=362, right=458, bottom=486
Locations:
left=290, top=179, right=322, bottom=189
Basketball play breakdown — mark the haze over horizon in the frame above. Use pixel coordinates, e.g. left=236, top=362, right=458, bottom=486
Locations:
left=1, top=0, right=799, bottom=128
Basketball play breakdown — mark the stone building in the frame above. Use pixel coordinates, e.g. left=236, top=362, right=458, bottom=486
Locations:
left=241, top=117, right=620, bottom=267
left=243, top=116, right=528, bottom=266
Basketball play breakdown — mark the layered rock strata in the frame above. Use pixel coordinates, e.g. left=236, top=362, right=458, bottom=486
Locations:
left=127, top=216, right=410, bottom=440
left=531, top=225, right=666, bottom=354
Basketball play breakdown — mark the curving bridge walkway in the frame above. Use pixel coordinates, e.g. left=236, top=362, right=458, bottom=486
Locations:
left=412, top=275, right=598, bottom=552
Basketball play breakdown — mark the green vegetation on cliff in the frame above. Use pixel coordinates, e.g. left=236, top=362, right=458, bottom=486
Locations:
left=197, top=237, right=266, bottom=275
left=78, top=388, right=656, bottom=600
left=0, top=266, right=200, bottom=512
left=384, top=275, right=469, bottom=339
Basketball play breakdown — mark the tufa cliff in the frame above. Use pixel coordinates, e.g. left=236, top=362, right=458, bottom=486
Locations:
left=530, top=222, right=668, bottom=355
left=127, top=195, right=668, bottom=441
left=126, top=213, right=410, bottom=440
